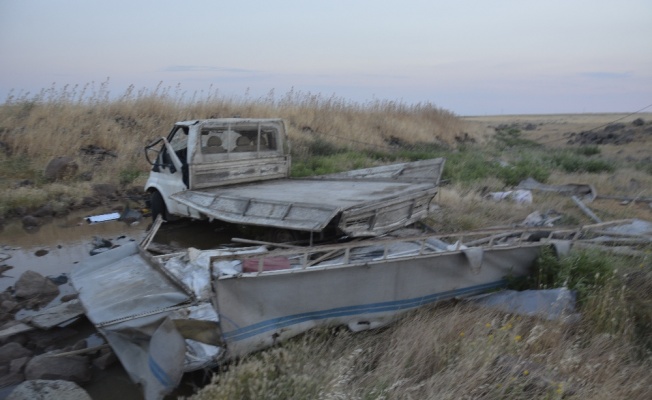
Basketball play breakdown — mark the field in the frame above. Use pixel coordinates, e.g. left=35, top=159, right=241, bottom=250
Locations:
left=0, top=87, right=651, bottom=399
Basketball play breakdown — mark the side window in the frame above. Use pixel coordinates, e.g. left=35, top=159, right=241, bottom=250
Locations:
left=201, top=129, right=227, bottom=154
left=233, top=130, right=258, bottom=152
left=260, top=130, right=277, bottom=151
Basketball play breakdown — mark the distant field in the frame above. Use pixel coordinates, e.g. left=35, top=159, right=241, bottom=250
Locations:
left=462, top=113, right=652, bottom=161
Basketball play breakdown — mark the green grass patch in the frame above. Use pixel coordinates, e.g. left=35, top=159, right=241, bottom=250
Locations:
left=547, top=150, right=615, bottom=173
left=494, top=128, right=541, bottom=149
left=512, top=247, right=616, bottom=304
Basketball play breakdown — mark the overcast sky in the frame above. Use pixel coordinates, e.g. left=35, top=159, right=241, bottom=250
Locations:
left=1, top=0, right=650, bottom=115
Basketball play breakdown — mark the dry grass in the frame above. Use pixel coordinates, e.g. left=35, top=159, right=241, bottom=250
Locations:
left=0, top=83, right=464, bottom=217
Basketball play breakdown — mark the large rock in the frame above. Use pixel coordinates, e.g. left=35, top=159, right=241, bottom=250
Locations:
left=8, top=379, right=91, bottom=400
left=24, top=354, right=92, bottom=383
left=14, top=271, right=59, bottom=299
left=0, top=343, right=32, bottom=364
left=44, top=156, right=78, bottom=182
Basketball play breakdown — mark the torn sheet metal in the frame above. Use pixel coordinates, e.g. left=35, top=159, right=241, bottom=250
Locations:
left=487, top=190, right=533, bottom=204
left=85, top=212, right=121, bottom=224
left=468, top=288, right=578, bottom=322
left=516, top=177, right=597, bottom=202
left=212, top=235, right=554, bottom=358
left=71, top=228, right=578, bottom=399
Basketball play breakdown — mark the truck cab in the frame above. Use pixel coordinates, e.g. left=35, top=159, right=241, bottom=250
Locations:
left=145, top=118, right=290, bottom=220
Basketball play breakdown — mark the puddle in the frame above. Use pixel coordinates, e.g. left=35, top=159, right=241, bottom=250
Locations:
left=0, top=209, right=148, bottom=292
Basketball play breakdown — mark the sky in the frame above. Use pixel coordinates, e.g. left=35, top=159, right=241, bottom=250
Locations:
left=0, top=0, right=651, bottom=115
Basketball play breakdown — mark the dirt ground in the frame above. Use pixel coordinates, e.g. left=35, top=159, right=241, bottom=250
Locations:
left=461, top=112, right=652, bottom=161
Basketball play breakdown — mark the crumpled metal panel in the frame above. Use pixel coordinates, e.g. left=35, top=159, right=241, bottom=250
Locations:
left=70, top=242, right=191, bottom=326
left=171, top=178, right=439, bottom=234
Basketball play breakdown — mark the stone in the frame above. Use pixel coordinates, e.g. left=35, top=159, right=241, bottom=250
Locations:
left=0, top=372, right=24, bottom=387
left=14, top=271, right=59, bottom=299
left=0, top=343, right=33, bottom=364
left=26, top=327, right=77, bottom=350
left=24, top=354, right=92, bottom=383
left=1, top=299, right=17, bottom=313
left=44, top=156, right=78, bottom=182
left=92, top=350, right=117, bottom=370
left=10, top=356, right=30, bottom=374
left=21, top=215, right=41, bottom=229
left=7, top=379, right=92, bottom=400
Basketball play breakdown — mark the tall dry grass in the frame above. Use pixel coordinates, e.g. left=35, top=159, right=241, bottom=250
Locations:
left=0, top=82, right=464, bottom=216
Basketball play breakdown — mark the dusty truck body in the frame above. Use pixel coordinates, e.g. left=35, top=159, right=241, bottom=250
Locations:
left=144, top=118, right=445, bottom=237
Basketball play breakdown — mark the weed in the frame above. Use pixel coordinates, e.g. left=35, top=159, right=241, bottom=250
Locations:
left=497, top=158, right=550, bottom=186
left=547, top=150, right=615, bottom=174
left=494, top=128, right=541, bottom=149
left=573, top=145, right=601, bottom=156
left=119, top=165, right=141, bottom=185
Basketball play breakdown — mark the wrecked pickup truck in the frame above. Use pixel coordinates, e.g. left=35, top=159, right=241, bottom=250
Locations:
left=144, top=118, right=445, bottom=238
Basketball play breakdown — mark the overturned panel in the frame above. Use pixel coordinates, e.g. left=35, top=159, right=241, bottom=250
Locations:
left=70, top=242, right=192, bottom=326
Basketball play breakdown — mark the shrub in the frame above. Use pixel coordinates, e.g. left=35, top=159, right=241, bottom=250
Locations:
left=548, top=151, right=615, bottom=173
left=497, top=158, right=550, bottom=186
left=494, top=128, right=541, bottom=149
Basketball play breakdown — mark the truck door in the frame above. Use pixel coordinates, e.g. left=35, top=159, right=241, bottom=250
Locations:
left=156, top=126, right=190, bottom=188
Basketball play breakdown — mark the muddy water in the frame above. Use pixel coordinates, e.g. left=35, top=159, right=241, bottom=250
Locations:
left=0, top=210, right=147, bottom=291
left=0, top=210, right=231, bottom=399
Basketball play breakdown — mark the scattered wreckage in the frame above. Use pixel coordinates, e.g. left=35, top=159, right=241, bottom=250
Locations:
left=67, top=217, right=650, bottom=399
left=66, top=119, right=652, bottom=398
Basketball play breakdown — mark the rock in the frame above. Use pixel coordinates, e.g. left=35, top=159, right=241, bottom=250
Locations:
left=78, top=171, right=93, bottom=182
left=0, top=343, right=33, bottom=364
left=80, top=196, right=98, bottom=208
left=32, top=204, right=54, bottom=218
left=26, top=328, right=77, bottom=350
left=60, top=294, right=78, bottom=303
left=632, top=118, right=645, bottom=126
left=15, top=180, right=33, bottom=188
left=72, top=340, right=87, bottom=351
left=92, top=350, right=117, bottom=370
left=34, top=249, right=48, bottom=257
left=10, top=356, right=30, bottom=374
left=1, top=299, right=17, bottom=313
left=0, top=372, right=24, bottom=387
left=21, top=215, right=41, bottom=230
left=14, top=271, right=59, bottom=299
left=24, top=354, right=92, bottom=383
left=44, top=156, right=78, bottom=182
left=47, top=274, right=68, bottom=285
left=7, top=379, right=92, bottom=400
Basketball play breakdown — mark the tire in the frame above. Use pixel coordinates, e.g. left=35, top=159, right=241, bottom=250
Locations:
left=150, top=190, right=167, bottom=221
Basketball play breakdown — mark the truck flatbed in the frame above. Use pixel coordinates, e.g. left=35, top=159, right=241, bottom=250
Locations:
left=171, top=178, right=439, bottom=236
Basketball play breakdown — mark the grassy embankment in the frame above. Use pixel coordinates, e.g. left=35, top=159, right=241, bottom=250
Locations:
left=1, top=84, right=651, bottom=398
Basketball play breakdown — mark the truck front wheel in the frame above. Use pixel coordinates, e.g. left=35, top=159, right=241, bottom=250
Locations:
left=150, top=190, right=168, bottom=221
